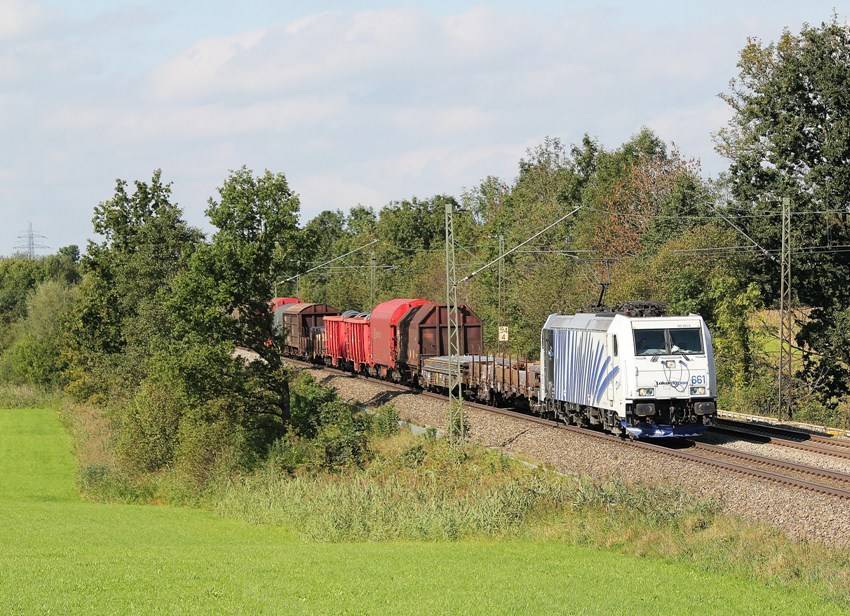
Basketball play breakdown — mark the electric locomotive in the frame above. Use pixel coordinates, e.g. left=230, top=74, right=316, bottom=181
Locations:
left=539, top=307, right=717, bottom=438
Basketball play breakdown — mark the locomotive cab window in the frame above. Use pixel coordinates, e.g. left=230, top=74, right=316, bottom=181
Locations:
left=612, top=335, right=618, bottom=357
left=670, top=328, right=703, bottom=354
left=634, top=329, right=666, bottom=356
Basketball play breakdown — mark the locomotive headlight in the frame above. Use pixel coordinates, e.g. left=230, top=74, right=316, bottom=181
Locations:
left=637, top=387, right=654, bottom=397
left=690, top=386, right=706, bottom=396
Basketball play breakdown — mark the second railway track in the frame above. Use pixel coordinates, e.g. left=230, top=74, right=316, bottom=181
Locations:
left=710, top=420, right=850, bottom=461
left=287, top=359, right=850, bottom=501
left=686, top=441, right=850, bottom=494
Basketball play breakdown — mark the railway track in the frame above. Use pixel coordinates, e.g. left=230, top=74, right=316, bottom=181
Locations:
left=687, top=442, right=850, bottom=494
left=287, top=359, right=850, bottom=501
left=710, top=420, right=850, bottom=461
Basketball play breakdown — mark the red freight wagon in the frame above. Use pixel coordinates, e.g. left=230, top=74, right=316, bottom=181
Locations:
left=370, top=298, right=427, bottom=377
left=323, top=315, right=347, bottom=366
left=399, top=302, right=483, bottom=368
left=344, top=314, right=371, bottom=372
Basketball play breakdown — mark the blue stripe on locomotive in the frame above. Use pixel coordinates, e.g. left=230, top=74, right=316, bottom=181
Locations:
left=551, top=329, right=618, bottom=407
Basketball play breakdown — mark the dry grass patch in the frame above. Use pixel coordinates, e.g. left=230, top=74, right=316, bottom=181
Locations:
left=0, top=384, right=62, bottom=409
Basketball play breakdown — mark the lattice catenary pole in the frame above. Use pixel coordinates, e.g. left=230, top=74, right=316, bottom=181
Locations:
left=498, top=234, right=505, bottom=354
left=370, top=250, right=376, bottom=308
left=778, top=196, right=793, bottom=419
left=445, top=201, right=465, bottom=440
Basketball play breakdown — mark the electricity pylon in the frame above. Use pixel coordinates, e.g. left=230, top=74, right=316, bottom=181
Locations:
left=15, top=223, right=47, bottom=259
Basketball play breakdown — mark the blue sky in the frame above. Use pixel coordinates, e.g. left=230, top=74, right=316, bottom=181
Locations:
left=1, top=1, right=846, bottom=254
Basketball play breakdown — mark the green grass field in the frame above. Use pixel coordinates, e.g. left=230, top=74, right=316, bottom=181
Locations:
left=0, top=407, right=843, bottom=615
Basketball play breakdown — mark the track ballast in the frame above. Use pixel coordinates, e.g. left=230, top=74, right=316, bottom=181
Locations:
left=286, top=359, right=850, bottom=501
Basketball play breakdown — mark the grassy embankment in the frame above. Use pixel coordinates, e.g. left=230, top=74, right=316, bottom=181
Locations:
left=1, top=396, right=849, bottom=613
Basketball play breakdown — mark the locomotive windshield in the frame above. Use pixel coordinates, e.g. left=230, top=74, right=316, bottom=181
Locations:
left=634, top=329, right=666, bottom=355
left=634, top=327, right=703, bottom=356
left=669, top=328, right=703, bottom=354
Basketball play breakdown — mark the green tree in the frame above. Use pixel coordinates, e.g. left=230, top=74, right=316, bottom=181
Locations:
left=0, top=280, right=77, bottom=386
left=346, top=206, right=377, bottom=237
left=170, top=167, right=300, bottom=356
left=0, top=249, right=80, bottom=339
left=134, top=167, right=303, bottom=477
left=64, top=170, right=201, bottom=399
left=717, top=16, right=850, bottom=396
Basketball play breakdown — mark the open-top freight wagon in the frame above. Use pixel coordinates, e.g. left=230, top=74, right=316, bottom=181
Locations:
left=419, top=354, right=540, bottom=407
left=324, top=310, right=361, bottom=367
left=270, top=296, right=301, bottom=310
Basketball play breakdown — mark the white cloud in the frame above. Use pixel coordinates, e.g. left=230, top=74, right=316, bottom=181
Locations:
left=146, top=6, right=739, bottom=128
left=390, top=106, right=496, bottom=135
left=149, top=7, right=567, bottom=103
left=379, top=142, right=527, bottom=181
left=150, top=9, right=430, bottom=101
left=151, top=28, right=267, bottom=101
left=296, top=174, right=385, bottom=216
left=46, top=98, right=346, bottom=141
left=0, top=0, right=41, bottom=40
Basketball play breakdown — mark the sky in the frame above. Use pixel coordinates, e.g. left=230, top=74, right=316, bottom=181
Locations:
left=1, top=0, right=846, bottom=254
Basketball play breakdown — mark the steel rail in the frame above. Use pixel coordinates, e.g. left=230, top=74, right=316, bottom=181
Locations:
left=689, top=441, right=850, bottom=490
left=285, top=359, right=850, bottom=500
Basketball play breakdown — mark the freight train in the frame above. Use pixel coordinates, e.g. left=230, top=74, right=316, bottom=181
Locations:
left=271, top=297, right=717, bottom=439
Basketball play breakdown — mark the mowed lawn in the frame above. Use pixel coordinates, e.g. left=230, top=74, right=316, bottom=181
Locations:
left=0, top=408, right=842, bottom=615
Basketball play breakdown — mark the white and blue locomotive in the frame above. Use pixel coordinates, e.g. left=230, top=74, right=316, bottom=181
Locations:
left=539, top=310, right=717, bottom=438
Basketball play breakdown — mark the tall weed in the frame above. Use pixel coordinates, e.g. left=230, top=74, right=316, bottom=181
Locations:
left=0, top=384, right=62, bottom=409
left=215, top=466, right=573, bottom=542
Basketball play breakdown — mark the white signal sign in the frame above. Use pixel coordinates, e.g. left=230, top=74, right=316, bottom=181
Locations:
left=498, top=326, right=509, bottom=342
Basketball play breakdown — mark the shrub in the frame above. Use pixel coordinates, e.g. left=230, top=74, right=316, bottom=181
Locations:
left=173, top=402, right=252, bottom=485
left=370, top=404, right=400, bottom=437
left=400, top=443, right=426, bottom=467
left=1, top=334, right=57, bottom=385
left=285, top=374, right=373, bottom=471
left=445, top=400, right=469, bottom=441
left=289, top=372, right=338, bottom=438
left=266, top=435, right=314, bottom=474
left=794, top=395, right=850, bottom=430
left=313, top=400, right=371, bottom=471
left=78, top=464, right=155, bottom=503
left=116, top=377, right=187, bottom=473
left=721, top=365, right=850, bottom=429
